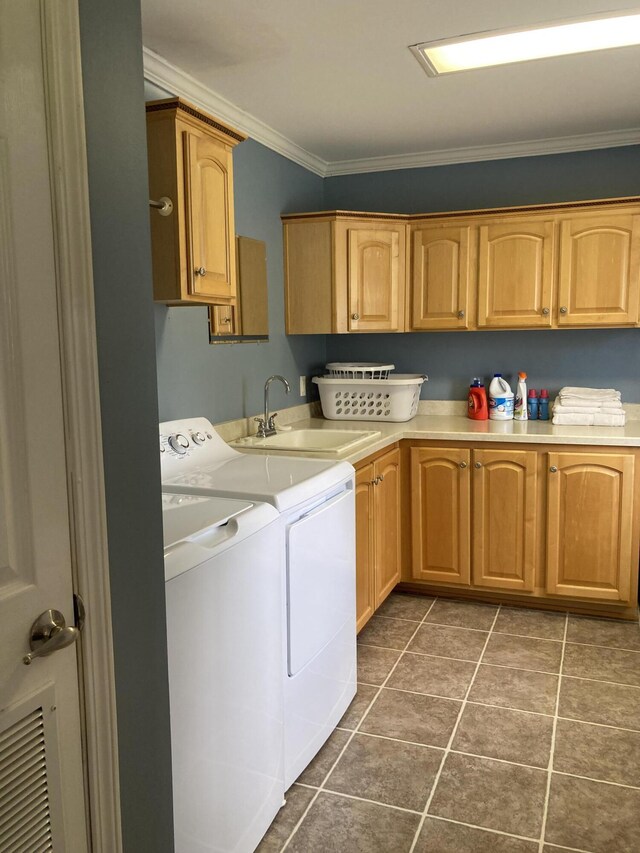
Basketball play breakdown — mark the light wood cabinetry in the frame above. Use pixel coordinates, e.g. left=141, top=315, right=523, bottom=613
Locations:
left=477, top=219, right=555, bottom=328
left=354, top=446, right=402, bottom=631
left=410, top=224, right=472, bottom=330
left=472, top=449, right=537, bottom=592
left=284, top=199, right=640, bottom=333
left=557, top=213, right=640, bottom=326
left=282, top=213, right=407, bottom=333
left=546, top=451, right=635, bottom=602
left=355, top=463, right=376, bottom=632
left=404, top=440, right=639, bottom=616
left=146, top=98, right=246, bottom=305
left=210, top=303, right=237, bottom=335
left=411, top=447, right=471, bottom=585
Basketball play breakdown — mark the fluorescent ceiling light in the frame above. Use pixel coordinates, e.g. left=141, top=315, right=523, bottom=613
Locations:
left=410, top=9, right=640, bottom=76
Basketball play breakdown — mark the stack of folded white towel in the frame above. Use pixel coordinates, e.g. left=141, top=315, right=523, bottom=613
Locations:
left=552, top=387, right=625, bottom=426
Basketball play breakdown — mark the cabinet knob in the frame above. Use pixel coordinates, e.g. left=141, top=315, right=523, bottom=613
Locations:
left=549, top=465, right=558, bottom=473
left=459, top=461, right=467, bottom=469
left=195, top=266, right=206, bottom=277
left=379, top=474, right=384, bottom=482
left=474, top=461, right=482, bottom=469
left=457, top=310, right=465, bottom=318
left=351, top=312, right=360, bottom=321
left=559, top=306, right=567, bottom=314
left=542, top=307, right=550, bottom=315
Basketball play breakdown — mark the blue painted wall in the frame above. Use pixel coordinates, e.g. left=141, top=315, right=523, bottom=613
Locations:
left=154, top=136, right=326, bottom=422
left=79, top=3, right=174, bottom=850
left=324, top=146, right=640, bottom=403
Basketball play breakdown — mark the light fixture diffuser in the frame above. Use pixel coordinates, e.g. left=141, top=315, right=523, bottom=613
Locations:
left=410, top=9, right=640, bottom=76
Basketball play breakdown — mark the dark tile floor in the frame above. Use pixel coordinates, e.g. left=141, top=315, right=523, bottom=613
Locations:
left=257, top=593, right=640, bottom=853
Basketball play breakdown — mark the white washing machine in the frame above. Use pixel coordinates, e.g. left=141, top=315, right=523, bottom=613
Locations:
left=163, top=491, right=285, bottom=853
left=160, top=417, right=356, bottom=788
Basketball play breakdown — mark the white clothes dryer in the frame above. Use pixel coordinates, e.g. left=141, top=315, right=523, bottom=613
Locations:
left=160, top=417, right=356, bottom=788
left=163, top=491, right=284, bottom=853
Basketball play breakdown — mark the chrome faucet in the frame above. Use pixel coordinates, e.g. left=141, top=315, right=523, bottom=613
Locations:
left=255, top=375, right=291, bottom=437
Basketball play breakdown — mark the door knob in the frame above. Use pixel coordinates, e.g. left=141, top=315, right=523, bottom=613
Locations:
left=457, top=310, right=465, bottom=318
left=351, top=313, right=360, bottom=321
left=549, top=465, right=558, bottom=473
left=194, top=266, right=206, bottom=277
left=23, top=609, right=80, bottom=665
left=474, top=461, right=482, bottom=468
left=542, top=307, right=550, bottom=315
left=459, top=461, right=467, bottom=469
left=559, top=306, right=567, bottom=314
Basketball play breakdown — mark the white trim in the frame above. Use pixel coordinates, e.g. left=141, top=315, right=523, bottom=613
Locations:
left=327, top=127, right=640, bottom=175
left=142, top=47, right=328, bottom=176
left=41, top=1, right=122, bottom=851
left=142, top=48, right=640, bottom=178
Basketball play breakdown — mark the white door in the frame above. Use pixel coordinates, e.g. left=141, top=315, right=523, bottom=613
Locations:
left=0, top=1, right=90, bottom=849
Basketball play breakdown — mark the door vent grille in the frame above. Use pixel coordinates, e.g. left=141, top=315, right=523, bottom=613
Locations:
left=0, top=708, right=53, bottom=852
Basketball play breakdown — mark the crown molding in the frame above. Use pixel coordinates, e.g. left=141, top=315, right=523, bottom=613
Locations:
left=325, top=127, right=640, bottom=176
left=143, top=47, right=640, bottom=179
left=142, top=47, right=328, bottom=177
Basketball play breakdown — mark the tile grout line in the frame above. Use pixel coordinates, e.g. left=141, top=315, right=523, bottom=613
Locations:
left=279, top=597, right=440, bottom=852
left=426, top=813, right=540, bottom=844
left=362, top=646, right=640, bottom=689
left=538, top=611, right=569, bottom=853
left=407, top=604, right=503, bottom=853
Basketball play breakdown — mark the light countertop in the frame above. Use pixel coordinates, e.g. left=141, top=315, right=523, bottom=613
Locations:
left=231, top=414, right=640, bottom=465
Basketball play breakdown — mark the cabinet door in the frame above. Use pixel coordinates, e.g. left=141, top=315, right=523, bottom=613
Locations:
left=558, top=214, right=640, bottom=326
left=355, top=463, right=376, bottom=632
left=411, top=447, right=471, bottom=585
left=347, top=228, right=404, bottom=331
left=184, top=130, right=237, bottom=301
left=411, top=225, right=470, bottom=330
left=546, top=452, right=635, bottom=602
left=472, top=449, right=537, bottom=592
left=210, top=303, right=237, bottom=335
left=478, top=220, right=554, bottom=327
left=373, top=448, right=401, bottom=607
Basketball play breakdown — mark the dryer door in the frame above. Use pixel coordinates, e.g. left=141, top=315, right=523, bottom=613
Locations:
left=287, top=488, right=355, bottom=676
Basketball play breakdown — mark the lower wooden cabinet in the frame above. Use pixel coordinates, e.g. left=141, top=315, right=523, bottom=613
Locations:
left=407, top=441, right=639, bottom=611
left=411, top=447, right=471, bottom=585
left=355, top=446, right=401, bottom=631
left=472, top=448, right=537, bottom=592
left=546, top=451, right=635, bottom=602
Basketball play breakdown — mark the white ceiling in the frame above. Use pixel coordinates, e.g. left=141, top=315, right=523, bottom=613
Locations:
left=141, top=0, right=640, bottom=175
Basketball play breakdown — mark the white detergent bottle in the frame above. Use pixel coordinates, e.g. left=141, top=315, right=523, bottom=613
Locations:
left=514, top=372, right=528, bottom=421
left=489, top=373, right=514, bottom=420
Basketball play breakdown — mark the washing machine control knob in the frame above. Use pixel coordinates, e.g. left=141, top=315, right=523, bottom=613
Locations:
left=168, top=433, right=190, bottom=454
left=191, top=431, right=206, bottom=446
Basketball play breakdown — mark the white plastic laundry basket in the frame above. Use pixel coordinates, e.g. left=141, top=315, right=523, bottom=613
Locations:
left=325, top=362, right=395, bottom=380
left=313, top=374, right=427, bottom=422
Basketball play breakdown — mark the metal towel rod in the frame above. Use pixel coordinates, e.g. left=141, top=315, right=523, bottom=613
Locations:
left=149, top=196, right=173, bottom=216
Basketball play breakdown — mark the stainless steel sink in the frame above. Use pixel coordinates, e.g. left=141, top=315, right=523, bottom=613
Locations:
left=230, top=428, right=380, bottom=454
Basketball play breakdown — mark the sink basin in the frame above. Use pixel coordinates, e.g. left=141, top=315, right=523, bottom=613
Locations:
left=231, top=428, right=380, bottom=454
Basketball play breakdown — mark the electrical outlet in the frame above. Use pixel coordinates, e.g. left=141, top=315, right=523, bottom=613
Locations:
left=299, top=375, right=307, bottom=396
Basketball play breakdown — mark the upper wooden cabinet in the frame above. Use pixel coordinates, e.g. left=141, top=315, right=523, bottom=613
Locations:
left=282, top=213, right=407, bottom=333
left=546, top=451, right=636, bottom=603
left=284, top=199, right=640, bottom=333
left=411, top=223, right=472, bottom=330
left=477, top=219, right=555, bottom=328
left=146, top=98, right=246, bottom=305
left=557, top=213, right=640, bottom=326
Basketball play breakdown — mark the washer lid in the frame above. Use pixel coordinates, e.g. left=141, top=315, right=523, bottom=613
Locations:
left=161, top=492, right=254, bottom=549
left=163, top=454, right=353, bottom=512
